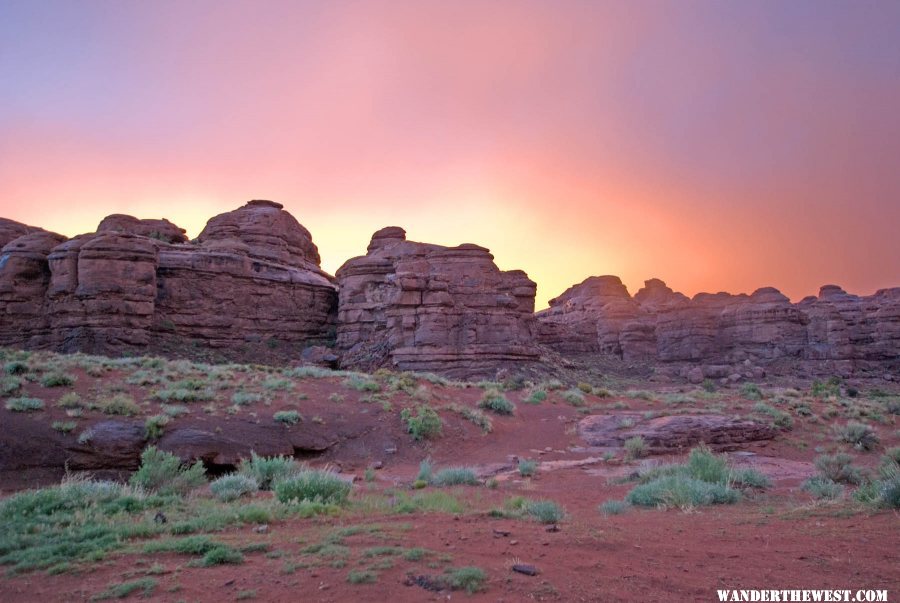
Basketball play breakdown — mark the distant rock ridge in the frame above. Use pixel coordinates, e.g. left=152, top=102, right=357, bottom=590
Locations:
left=0, top=203, right=897, bottom=378
left=537, top=276, right=900, bottom=377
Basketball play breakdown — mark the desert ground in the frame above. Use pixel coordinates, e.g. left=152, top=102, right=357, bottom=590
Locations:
left=0, top=348, right=897, bottom=602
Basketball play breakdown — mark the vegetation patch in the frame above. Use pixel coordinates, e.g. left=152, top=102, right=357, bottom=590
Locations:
left=478, top=389, right=515, bottom=415
left=274, top=469, right=351, bottom=505
left=129, top=446, right=206, bottom=496
left=401, top=405, right=443, bottom=440
left=5, top=397, right=44, bottom=412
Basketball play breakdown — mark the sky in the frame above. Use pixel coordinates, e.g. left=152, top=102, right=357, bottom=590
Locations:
left=1, top=0, right=899, bottom=308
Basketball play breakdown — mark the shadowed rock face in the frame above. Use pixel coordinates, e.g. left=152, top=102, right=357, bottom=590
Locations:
left=538, top=276, right=900, bottom=377
left=0, top=202, right=337, bottom=358
left=335, top=227, right=539, bottom=376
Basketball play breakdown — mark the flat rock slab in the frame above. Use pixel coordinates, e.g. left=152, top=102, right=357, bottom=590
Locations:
left=578, top=413, right=776, bottom=451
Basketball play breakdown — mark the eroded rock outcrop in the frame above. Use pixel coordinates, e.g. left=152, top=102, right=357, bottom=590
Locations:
left=0, top=201, right=337, bottom=359
left=538, top=277, right=900, bottom=377
left=335, top=227, right=539, bottom=376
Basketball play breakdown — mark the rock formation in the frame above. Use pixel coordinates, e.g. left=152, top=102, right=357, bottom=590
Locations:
left=335, top=227, right=539, bottom=376
left=0, top=201, right=337, bottom=359
left=538, top=276, right=900, bottom=377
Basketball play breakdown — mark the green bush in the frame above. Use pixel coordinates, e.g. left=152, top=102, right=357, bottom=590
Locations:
left=238, top=452, right=299, bottom=490
left=525, top=499, right=564, bottom=523
left=801, top=476, right=843, bottom=500
left=400, top=405, right=443, bottom=440
left=347, top=570, right=377, bottom=584
left=40, top=372, right=75, bottom=388
left=231, top=391, right=263, bottom=406
left=52, top=421, right=77, bottom=433
left=210, top=474, right=259, bottom=502
left=814, top=453, right=863, bottom=485
left=626, top=475, right=740, bottom=508
left=577, top=382, right=593, bottom=393
left=92, top=578, right=157, bottom=600
left=811, top=377, right=841, bottom=399
left=274, top=470, right=351, bottom=505
left=0, top=376, right=21, bottom=396
left=199, top=546, right=244, bottom=566
left=445, top=566, right=486, bottom=594
left=4, top=361, right=29, bottom=375
left=273, top=410, right=301, bottom=425
left=835, top=421, right=879, bottom=451
left=97, top=394, right=140, bottom=416
left=5, top=397, right=44, bottom=412
left=624, top=436, right=647, bottom=460
left=524, top=389, right=547, bottom=404
left=431, top=467, right=479, bottom=487
left=518, top=459, right=538, bottom=477
left=599, top=500, right=629, bottom=515
left=416, top=458, right=434, bottom=483
left=343, top=376, right=381, bottom=392
left=560, top=388, right=586, bottom=407
left=741, top=383, right=763, bottom=400
left=144, top=415, right=170, bottom=440
left=129, top=446, right=206, bottom=496
left=477, top=389, right=515, bottom=415
left=57, top=392, right=82, bottom=408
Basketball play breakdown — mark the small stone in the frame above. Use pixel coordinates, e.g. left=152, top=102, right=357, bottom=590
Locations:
left=512, top=564, right=539, bottom=576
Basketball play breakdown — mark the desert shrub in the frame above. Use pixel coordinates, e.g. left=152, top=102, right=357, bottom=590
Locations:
left=92, top=578, right=158, bottom=600
left=262, top=377, right=294, bottom=391
left=273, top=410, right=301, bottom=425
left=129, top=446, right=206, bottom=496
left=238, top=452, right=299, bottom=490
left=524, top=389, right=547, bottom=404
left=478, top=389, right=515, bottom=415
left=446, top=404, right=492, bottom=433
left=445, top=566, right=487, bottom=594
left=161, top=404, right=189, bottom=418
left=4, top=361, right=29, bottom=375
left=834, top=421, right=879, bottom=451
left=753, top=402, right=793, bottom=429
left=741, top=383, right=763, bottom=400
left=274, top=469, right=351, bottom=505
left=525, top=499, right=565, bottom=523
left=152, top=386, right=214, bottom=403
left=811, top=377, right=842, bottom=399
left=343, top=375, right=381, bottom=392
left=814, top=453, right=863, bottom=485
left=144, top=415, right=170, bottom=440
left=231, top=391, right=263, bottom=406
left=624, top=436, right=647, bottom=460
left=702, top=379, right=717, bottom=393
left=57, top=392, right=82, bottom=408
left=97, top=394, right=140, bottom=416
left=210, top=474, right=259, bottom=502
left=801, top=476, right=843, bottom=500
left=40, top=372, right=75, bottom=388
left=627, top=475, right=740, bottom=508
left=347, top=570, right=377, bottom=584
left=577, top=382, right=593, bottom=393
left=416, top=458, right=434, bottom=483
left=561, top=388, right=586, bottom=407
left=400, top=405, right=443, bottom=440
left=731, top=468, right=771, bottom=488
left=518, top=459, right=538, bottom=477
left=5, top=397, right=44, bottom=412
left=432, top=467, right=479, bottom=487
left=199, top=546, right=244, bottom=566
left=51, top=420, right=77, bottom=433
left=599, top=500, right=629, bottom=515
left=0, top=376, right=21, bottom=396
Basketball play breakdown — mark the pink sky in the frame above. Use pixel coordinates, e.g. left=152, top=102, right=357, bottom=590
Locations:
left=1, top=1, right=899, bottom=307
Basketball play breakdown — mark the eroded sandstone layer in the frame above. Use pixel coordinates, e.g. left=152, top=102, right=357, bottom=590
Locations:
left=537, top=276, right=900, bottom=377
left=335, top=227, right=539, bottom=376
left=0, top=201, right=337, bottom=358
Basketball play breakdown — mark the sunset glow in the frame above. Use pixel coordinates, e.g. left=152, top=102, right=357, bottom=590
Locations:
left=2, top=0, right=899, bottom=307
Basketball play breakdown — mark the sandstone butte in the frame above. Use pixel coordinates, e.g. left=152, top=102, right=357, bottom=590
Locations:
left=1, top=202, right=897, bottom=380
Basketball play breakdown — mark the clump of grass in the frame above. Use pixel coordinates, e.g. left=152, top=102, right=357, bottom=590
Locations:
left=0, top=375, right=21, bottom=396
left=599, top=500, right=629, bottom=515
left=526, top=499, right=564, bottom=523
left=5, top=397, right=44, bottom=412
left=814, top=453, right=863, bottom=485
left=400, top=405, right=443, bottom=440
left=541, top=379, right=565, bottom=391
left=753, top=402, right=793, bottom=429
left=152, top=385, right=214, bottom=403
left=524, top=389, right=547, bottom=404
left=40, top=372, right=76, bottom=388
left=57, top=392, right=82, bottom=408
left=811, top=376, right=842, bottom=399
left=627, top=475, right=739, bottom=508
left=210, top=474, right=259, bottom=502
left=198, top=546, right=244, bottom=566
left=431, top=467, right=479, bottom=487
left=416, top=458, right=434, bottom=483
left=834, top=421, right=879, bottom=451
left=92, top=578, right=157, bottom=600
left=262, top=378, right=294, bottom=391
left=96, top=394, right=140, bottom=416
left=274, top=469, right=351, bottom=505
left=801, top=476, right=844, bottom=500
left=232, top=391, right=263, bottom=406
left=4, top=361, right=30, bottom=375
left=577, top=382, right=593, bottom=393
left=445, top=403, right=493, bottom=433
left=347, top=570, right=377, bottom=584
left=161, top=404, right=189, bottom=418
left=740, top=382, right=763, bottom=400
left=52, top=420, right=77, bottom=433
left=328, top=392, right=345, bottom=403
left=273, top=410, right=302, bottom=425
left=624, top=436, right=647, bottom=460
left=445, top=566, right=487, bottom=594
left=518, top=459, right=538, bottom=477
left=144, top=414, right=170, bottom=440
left=343, top=375, right=381, bottom=392
left=560, top=388, right=586, bottom=407
left=129, top=446, right=206, bottom=496
left=477, top=389, right=515, bottom=415
left=239, top=453, right=299, bottom=490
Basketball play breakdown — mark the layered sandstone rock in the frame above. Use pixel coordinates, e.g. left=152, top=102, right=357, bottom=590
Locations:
left=335, top=227, right=538, bottom=376
left=0, top=201, right=337, bottom=359
left=538, top=276, right=900, bottom=376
